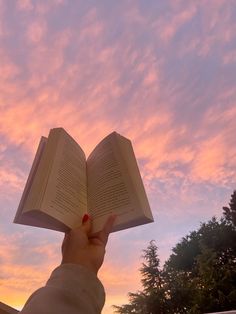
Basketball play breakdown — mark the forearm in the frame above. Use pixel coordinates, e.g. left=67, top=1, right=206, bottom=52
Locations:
left=20, top=264, right=105, bottom=314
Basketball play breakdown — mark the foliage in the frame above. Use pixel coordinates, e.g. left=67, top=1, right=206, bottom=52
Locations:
left=114, top=241, right=168, bottom=314
left=223, top=190, right=236, bottom=227
left=113, top=191, right=236, bottom=313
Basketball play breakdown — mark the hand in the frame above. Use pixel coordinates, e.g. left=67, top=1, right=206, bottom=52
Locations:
left=61, top=214, right=116, bottom=275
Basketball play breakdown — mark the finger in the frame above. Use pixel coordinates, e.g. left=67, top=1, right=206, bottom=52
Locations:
left=61, top=233, right=69, bottom=254
left=99, top=215, right=117, bottom=245
left=80, top=214, right=92, bottom=235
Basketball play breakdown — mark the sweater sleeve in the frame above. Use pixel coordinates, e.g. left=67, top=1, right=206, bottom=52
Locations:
left=20, top=263, right=105, bottom=314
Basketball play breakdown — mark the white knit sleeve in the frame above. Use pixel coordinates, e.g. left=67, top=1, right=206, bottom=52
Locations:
left=20, top=264, right=105, bottom=314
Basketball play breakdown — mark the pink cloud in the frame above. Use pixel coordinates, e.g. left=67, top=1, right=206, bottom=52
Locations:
left=189, top=102, right=236, bottom=184
left=0, top=49, right=20, bottom=79
left=0, top=2, right=235, bottom=312
left=124, top=4, right=147, bottom=26
left=26, top=20, right=47, bottom=43
left=17, top=0, right=33, bottom=12
left=191, top=136, right=229, bottom=183
left=0, top=167, right=25, bottom=194
left=34, top=0, right=65, bottom=15
left=223, top=49, right=236, bottom=65
left=197, top=1, right=235, bottom=57
left=79, top=17, right=104, bottom=41
left=142, top=68, right=158, bottom=87
left=156, top=4, right=197, bottom=43
left=0, top=2, right=5, bottom=38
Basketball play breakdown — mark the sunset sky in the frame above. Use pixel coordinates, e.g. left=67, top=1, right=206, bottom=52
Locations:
left=0, top=0, right=236, bottom=313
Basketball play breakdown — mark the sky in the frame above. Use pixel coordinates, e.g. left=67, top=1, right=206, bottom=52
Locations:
left=0, top=0, right=236, bottom=312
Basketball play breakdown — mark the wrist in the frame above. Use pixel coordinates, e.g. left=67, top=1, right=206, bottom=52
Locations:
left=61, top=257, right=98, bottom=275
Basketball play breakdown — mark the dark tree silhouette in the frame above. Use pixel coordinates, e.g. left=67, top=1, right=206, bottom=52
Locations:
left=114, top=192, right=236, bottom=313
left=223, top=190, right=236, bottom=227
left=114, top=241, right=167, bottom=314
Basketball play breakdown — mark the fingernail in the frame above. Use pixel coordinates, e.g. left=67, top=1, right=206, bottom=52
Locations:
left=82, top=214, right=89, bottom=223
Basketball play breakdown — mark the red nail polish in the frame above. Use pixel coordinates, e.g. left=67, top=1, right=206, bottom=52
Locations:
left=82, top=214, right=89, bottom=223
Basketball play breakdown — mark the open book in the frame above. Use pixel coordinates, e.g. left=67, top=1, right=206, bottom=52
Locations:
left=14, top=128, right=153, bottom=233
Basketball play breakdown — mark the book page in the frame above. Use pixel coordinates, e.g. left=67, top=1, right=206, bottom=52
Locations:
left=14, top=136, right=47, bottom=223
left=87, top=132, right=153, bottom=233
left=41, top=129, right=87, bottom=228
left=117, top=134, right=153, bottom=221
left=87, top=134, right=134, bottom=219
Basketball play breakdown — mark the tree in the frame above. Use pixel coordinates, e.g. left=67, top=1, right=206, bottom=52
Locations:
left=114, top=241, right=167, bottom=314
left=164, top=216, right=236, bottom=312
left=140, top=240, right=162, bottom=293
left=113, top=292, right=148, bottom=314
left=114, top=192, right=236, bottom=313
left=140, top=241, right=167, bottom=313
left=223, top=190, right=236, bottom=227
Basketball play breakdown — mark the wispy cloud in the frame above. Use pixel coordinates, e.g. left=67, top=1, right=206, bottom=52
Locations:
left=0, top=0, right=235, bottom=312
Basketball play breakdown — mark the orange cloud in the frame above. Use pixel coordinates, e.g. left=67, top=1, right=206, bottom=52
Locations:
left=100, top=260, right=141, bottom=314
left=0, top=229, right=141, bottom=312
left=189, top=101, right=236, bottom=184
left=0, top=231, right=62, bottom=309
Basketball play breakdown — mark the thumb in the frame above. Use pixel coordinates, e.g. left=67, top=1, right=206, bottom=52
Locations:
left=81, top=214, right=92, bottom=235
